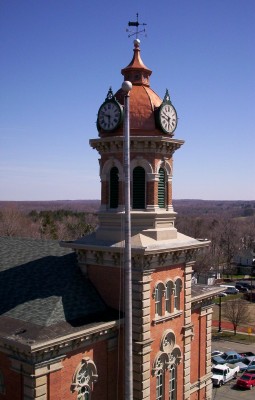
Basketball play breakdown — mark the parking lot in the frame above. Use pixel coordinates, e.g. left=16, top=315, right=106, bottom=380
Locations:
left=212, top=339, right=255, bottom=400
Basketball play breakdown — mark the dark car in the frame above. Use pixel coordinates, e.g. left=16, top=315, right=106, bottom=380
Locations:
left=236, top=372, right=255, bottom=390
left=238, top=357, right=255, bottom=372
left=236, top=281, right=255, bottom=290
left=235, top=284, right=249, bottom=293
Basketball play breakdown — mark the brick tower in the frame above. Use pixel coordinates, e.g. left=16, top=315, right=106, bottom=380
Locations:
left=66, top=39, right=220, bottom=400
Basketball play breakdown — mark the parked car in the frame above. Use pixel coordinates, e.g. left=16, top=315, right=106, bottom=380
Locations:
left=239, top=352, right=255, bottom=358
left=211, top=350, right=224, bottom=358
left=219, top=292, right=228, bottom=297
left=235, top=284, right=249, bottom=293
left=224, top=287, right=239, bottom=295
left=237, top=356, right=255, bottom=372
left=212, top=351, right=247, bottom=365
left=211, top=364, right=239, bottom=386
left=236, top=372, right=255, bottom=390
left=236, top=281, right=255, bottom=290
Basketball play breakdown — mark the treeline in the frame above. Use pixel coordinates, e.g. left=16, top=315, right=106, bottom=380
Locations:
left=175, top=213, right=255, bottom=276
left=0, top=206, right=98, bottom=241
left=0, top=204, right=254, bottom=276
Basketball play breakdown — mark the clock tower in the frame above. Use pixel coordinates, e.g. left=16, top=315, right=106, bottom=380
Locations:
left=65, top=38, right=219, bottom=400
left=91, top=38, right=184, bottom=244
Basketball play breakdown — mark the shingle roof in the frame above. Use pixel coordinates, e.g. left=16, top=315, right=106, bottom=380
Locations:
left=0, top=237, right=119, bottom=344
left=191, top=283, right=224, bottom=301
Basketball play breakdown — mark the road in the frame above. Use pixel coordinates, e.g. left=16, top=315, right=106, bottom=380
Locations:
left=211, top=339, right=255, bottom=400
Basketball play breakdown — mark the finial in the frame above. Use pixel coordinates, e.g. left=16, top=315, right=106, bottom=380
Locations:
left=105, top=87, right=114, bottom=101
left=163, top=89, right=172, bottom=104
left=126, top=13, right=147, bottom=39
left=134, top=38, right=140, bottom=48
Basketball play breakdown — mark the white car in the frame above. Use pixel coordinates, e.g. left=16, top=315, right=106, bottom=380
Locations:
left=212, top=364, right=239, bottom=386
left=211, top=350, right=224, bottom=358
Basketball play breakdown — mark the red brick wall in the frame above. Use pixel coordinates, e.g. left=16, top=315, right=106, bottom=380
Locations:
left=149, top=264, right=185, bottom=400
left=49, top=338, right=123, bottom=400
left=190, top=310, right=207, bottom=385
left=87, top=264, right=124, bottom=311
left=0, top=352, right=23, bottom=400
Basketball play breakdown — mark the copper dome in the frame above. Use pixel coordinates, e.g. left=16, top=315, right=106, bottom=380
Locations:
left=101, top=40, right=163, bottom=137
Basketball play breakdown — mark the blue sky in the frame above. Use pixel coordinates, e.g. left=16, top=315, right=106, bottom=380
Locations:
left=1, top=0, right=254, bottom=201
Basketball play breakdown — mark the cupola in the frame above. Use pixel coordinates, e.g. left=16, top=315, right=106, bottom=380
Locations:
left=99, top=39, right=163, bottom=136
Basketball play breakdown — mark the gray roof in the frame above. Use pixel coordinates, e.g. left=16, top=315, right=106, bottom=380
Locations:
left=191, top=283, right=224, bottom=301
left=0, top=237, right=118, bottom=344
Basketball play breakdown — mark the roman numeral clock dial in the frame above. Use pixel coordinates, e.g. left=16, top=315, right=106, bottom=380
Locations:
left=97, top=88, right=123, bottom=132
left=157, top=89, right=178, bottom=135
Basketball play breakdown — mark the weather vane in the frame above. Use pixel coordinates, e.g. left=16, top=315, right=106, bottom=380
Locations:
left=126, top=13, right=147, bottom=39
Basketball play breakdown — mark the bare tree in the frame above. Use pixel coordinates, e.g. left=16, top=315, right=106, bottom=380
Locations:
left=193, top=248, right=212, bottom=280
left=218, top=219, right=239, bottom=276
left=0, top=205, right=30, bottom=237
left=222, top=299, right=251, bottom=335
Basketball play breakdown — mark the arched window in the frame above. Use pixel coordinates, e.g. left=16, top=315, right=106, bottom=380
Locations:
left=153, top=332, right=181, bottom=400
left=77, top=385, right=90, bottom=400
left=109, top=167, right=119, bottom=208
left=155, top=282, right=165, bottom=316
left=169, top=364, right=176, bottom=400
left=174, top=279, right=182, bottom=311
left=132, top=166, right=145, bottom=209
left=156, top=369, right=164, bottom=400
left=71, top=358, right=98, bottom=400
left=165, top=280, right=174, bottom=313
left=158, top=168, right=166, bottom=208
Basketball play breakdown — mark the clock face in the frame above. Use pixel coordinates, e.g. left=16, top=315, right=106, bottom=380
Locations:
left=98, top=101, right=122, bottom=131
left=159, top=103, right=177, bottom=134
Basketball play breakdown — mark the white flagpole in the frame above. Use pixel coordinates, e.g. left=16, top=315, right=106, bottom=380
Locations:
left=122, top=80, right=133, bottom=399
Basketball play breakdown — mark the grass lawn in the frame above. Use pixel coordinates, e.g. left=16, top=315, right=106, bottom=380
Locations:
left=212, top=329, right=255, bottom=344
left=213, top=295, right=255, bottom=341
left=214, top=293, right=244, bottom=304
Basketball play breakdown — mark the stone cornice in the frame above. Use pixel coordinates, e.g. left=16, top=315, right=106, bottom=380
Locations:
left=73, top=245, right=206, bottom=272
left=1, top=319, right=122, bottom=363
left=90, top=136, right=184, bottom=156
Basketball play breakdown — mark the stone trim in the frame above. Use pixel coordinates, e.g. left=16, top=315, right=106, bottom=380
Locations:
left=9, top=356, right=65, bottom=400
left=183, top=261, right=194, bottom=400
left=152, top=310, right=183, bottom=325
left=2, top=320, right=120, bottom=362
left=89, top=136, right=184, bottom=156
left=189, top=372, right=213, bottom=398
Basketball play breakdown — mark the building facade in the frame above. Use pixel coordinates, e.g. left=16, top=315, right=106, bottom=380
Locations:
left=0, top=39, right=222, bottom=400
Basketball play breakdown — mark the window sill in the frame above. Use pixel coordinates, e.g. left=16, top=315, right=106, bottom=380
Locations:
left=152, top=310, right=183, bottom=325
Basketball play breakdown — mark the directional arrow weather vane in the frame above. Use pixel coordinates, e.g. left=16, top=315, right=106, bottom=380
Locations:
left=126, top=13, right=147, bottom=39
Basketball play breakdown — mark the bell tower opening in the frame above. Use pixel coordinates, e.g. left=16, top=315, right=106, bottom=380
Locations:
left=109, top=166, right=119, bottom=208
left=132, top=166, right=145, bottom=209
left=158, top=167, right=166, bottom=209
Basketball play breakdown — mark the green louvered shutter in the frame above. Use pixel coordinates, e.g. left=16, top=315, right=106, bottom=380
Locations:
left=110, top=167, right=119, bottom=208
left=133, top=166, right=145, bottom=209
left=158, top=168, right=165, bottom=208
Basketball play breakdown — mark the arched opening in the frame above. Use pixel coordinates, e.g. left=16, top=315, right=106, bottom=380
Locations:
left=155, top=282, right=165, bottom=316
left=156, top=369, right=164, bottom=400
left=132, top=166, right=145, bottom=209
left=165, top=280, right=174, bottom=313
left=109, top=167, right=119, bottom=208
left=158, top=167, right=166, bottom=208
left=174, top=278, right=182, bottom=310
left=169, top=364, right=177, bottom=400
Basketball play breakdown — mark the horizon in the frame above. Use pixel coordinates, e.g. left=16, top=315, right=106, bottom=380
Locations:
left=1, top=1, right=254, bottom=201
left=0, top=198, right=254, bottom=203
